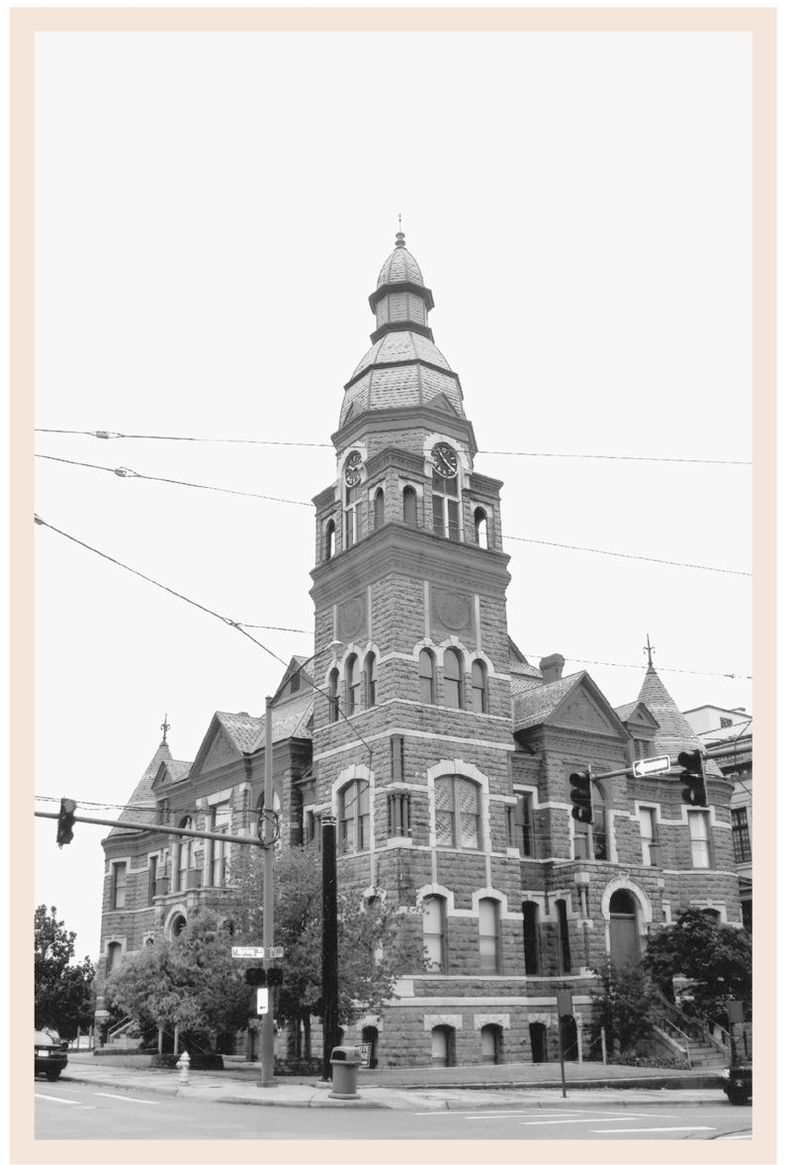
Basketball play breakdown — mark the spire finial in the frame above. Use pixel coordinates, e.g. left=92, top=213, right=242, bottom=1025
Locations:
left=160, top=713, right=170, bottom=745
left=395, top=213, right=405, bottom=248
left=644, top=634, right=655, bottom=670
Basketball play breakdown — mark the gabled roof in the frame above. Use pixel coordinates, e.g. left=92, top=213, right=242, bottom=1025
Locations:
left=215, top=710, right=265, bottom=753
left=513, top=670, right=631, bottom=740
left=613, top=700, right=660, bottom=731
left=153, top=758, right=192, bottom=788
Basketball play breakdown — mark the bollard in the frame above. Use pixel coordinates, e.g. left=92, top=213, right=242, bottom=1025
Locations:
left=177, top=1050, right=190, bottom=1084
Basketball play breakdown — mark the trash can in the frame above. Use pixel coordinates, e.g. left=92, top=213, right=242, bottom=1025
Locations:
left=329, top=1045, right=361, bottom=1099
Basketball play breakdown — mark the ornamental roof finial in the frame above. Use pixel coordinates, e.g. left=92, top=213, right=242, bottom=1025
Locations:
left=644, top=634, right=655, bottom=670
left=395, top=212, right=405, bottom=248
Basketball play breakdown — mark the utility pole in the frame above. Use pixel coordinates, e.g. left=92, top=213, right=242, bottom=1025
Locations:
left=259, top=695, right=275, bottom=1087
left=321, top=817, right=339, bottom=1080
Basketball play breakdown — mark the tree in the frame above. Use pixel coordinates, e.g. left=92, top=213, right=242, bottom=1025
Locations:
left=229, top=846, right=412, bottom=1059
left=589, top=963, right=656, bottom=1058
left=34, top=905, right=96, bottom=1040
left=107, top=911, right=252, bottom=1051
left=642, top=909, right=751, bottom=1023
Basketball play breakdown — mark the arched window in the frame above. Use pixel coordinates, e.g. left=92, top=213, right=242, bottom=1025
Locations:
left=364, top=651, right=377, bottom=707
left=345, top=655, right=361, bottom=716
left=480, top=1024, right=503, bottom=1064
left=339, top=779, right=369, bottom=853
left=432, top=461, right=461, bottom=540
left=478, top=898, right=500, bottom=973
left=443, top=648, right=463, bottom=709
left=555, top=899, right=571, bottom=973
left=329, top=668, right=340, bottom=723
left=170, top=914, right=187, bottom=940
left=573, top=779, right=608, bottom=860
left=403, top=485, right=418, bottom=526
left=474, top=507, right=489, bottom=549
left=435, top=775, right=480, bottom=849
left=422, top=895, right=447, bottom=973
left=177, top=817, right=194, bottom=891
left=106, top=942, right=122, bottom=975
left=609, top=889, right=641, bottom=970
left=522, top=901, right=540, bottom=974
left=324, top=519, right=336, bottom=560
left=471, top=660, right=488, bottom=713
left=373, top=488, right=384, bottom=531
left=419, top=648, right=435, bottom=703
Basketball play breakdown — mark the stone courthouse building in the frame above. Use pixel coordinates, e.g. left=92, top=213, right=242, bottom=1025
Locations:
left=96, top=232, right=742, bottom=1067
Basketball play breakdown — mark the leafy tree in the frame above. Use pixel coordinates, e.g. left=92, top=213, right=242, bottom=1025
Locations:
left=589, top=963, right=656, bottom=1057
left=34, top=904, right=96, bottom=1040
left=107, top=911, right=251, bottom=1050
left=230, top=846, right=412, bottom=1059
left=643, top=909, right=751, bottom=1023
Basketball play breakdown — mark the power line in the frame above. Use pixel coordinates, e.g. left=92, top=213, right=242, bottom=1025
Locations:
left=35, top=454, right=312, bottom=507
left=37, top=455, right=749, bottom=577
left=33, top=515, right=374, bottom=760
left=526, top=653, right=752, bottom=681
left=34, top=427, right=750, bottom=466
left=34, top=517, right=750, bottom=684
left=505, top=535, right=749, bottom=577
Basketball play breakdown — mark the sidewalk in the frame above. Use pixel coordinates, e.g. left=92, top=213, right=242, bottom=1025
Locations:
left=59, top=1053, right=729, bottom=1111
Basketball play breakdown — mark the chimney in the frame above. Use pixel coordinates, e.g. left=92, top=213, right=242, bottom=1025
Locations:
left=539, top=654, right=565, bottom=684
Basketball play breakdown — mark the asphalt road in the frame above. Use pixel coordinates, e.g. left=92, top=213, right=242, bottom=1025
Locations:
left=35, top=1080, right=753, bottom=1142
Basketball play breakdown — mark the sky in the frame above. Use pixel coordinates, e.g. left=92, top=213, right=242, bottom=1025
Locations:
left=31, top=28, right=753, bottom=963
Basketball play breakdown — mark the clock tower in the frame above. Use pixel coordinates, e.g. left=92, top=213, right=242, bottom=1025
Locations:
left=307, top=232, right=522, bottom=1063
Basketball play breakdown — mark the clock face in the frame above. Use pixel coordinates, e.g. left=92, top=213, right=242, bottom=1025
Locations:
left=344, top=451, right=363, bottom=487
left=431, top=441, right=459, bottom=478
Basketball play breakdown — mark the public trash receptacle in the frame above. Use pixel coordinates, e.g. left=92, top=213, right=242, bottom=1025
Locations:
left=329, top=1046, right=361, bottom=1099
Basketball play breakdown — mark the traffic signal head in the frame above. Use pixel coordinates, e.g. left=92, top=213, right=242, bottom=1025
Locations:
left=569, top=771, right=593, bottom=823
left=244, top=967, right=269, bottom=987
left=266, top=966, right=284, bottom=988
left=677, top=750, right=707, bottom=807
left=56, top=798, right=77, bottom=847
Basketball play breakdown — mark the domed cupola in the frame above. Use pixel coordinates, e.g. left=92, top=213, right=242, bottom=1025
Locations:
left=339, top=231, right=466, bottom=428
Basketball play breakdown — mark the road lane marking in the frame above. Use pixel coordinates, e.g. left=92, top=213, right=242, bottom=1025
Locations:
left=35, top=1093, right=82, bottom=1105
left=93, top=1092, right=159, bottom=1105
left=520, top=1117, right=638, bottom=1126
left=594, top=1127, right=715, bottom=1134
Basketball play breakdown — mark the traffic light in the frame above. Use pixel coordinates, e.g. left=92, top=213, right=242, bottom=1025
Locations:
left=677, top=750, right=707, bottom=806
left=244, top=967, right=268, bottom=987
left=569, top=771, right=592, bottom=823
left=266, top=966, right=284, bottom=988
left=56, top=798, right=77, bottom=847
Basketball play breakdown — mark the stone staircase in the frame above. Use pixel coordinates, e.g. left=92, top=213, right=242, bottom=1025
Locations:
left=649, top=991, right=731, bottom=1071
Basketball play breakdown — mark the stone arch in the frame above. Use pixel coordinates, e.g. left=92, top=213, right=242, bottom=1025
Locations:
left=425, top=759, right=492, bottom=855
left=163, top=905, right=188, bottom=940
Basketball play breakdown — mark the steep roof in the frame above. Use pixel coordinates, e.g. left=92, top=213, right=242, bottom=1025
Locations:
left=513, top=671, right=585, bottom=731
left=636, top=665, right=704, bottom=755
left=107, top=739, right=173, bottom=838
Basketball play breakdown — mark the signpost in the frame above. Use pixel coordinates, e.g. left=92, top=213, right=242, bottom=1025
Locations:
left=232, top=946, right=265, bottom=960
left=557, top=990, right=574, bottom=1098
left=269, top=946, right=285, bottom=960
left=256, top=988, right=270, bottom=1015
left=632, top=754, right=671, bottom=777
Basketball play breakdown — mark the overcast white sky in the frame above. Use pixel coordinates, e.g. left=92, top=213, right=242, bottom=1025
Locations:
left=32, top=28, right=753, bottom=962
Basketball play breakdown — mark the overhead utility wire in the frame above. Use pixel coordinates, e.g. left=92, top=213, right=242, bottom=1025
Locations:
left=33, top=518, right=750, bottom=683
left=525, top=653, right=752, bottom=681
left=37, top=455, right=749, bottom=577
left=35, top=454, right=313, bottom=507
left=33, top=516, right=373, bottom=761
left=34, top=428, right=749, bottom=466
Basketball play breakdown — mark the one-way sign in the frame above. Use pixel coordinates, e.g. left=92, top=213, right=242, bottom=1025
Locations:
left=633, top=755, right=671, bottom=777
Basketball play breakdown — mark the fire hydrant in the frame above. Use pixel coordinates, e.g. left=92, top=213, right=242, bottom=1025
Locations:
left=177, top=1050, right=190, bottom=1084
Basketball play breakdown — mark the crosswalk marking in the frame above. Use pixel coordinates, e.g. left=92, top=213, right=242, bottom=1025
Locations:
left=34, top=1092, right=81, bottom=1105
left=93, top=1092, right=159, bottom=1105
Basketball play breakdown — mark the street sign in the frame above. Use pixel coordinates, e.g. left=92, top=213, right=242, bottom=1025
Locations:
left=632, top=754, right=671, bottom=777
left=269, top=946, right=285, bottom=959
left=256, top=988, right=270, bottom=1015
left=358, top=1042, right=371, bottom=1067
left=232, top=946, right=265, bottom=959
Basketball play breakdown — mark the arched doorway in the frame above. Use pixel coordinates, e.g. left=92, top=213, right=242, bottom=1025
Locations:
left=609, top=889, right=641, bottom=970
left=431, top=1025, right=455, bottom=1068
left=480, top=1024, right=503, bottom=1064
left=529, top=1022, right=547, bottom=1063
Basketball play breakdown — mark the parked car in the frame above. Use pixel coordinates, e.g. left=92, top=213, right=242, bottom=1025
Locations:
left=34, top=1029, right=68, bottom=1081
left=723, top=1063, right=752, bottom=1105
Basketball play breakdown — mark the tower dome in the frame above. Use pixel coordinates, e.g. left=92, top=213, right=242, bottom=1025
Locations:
left=339, top=231, right=465, bottom=427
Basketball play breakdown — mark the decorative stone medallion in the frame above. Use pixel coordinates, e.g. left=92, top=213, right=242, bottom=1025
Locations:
left=430, top=585, right=473, bottom=639
left=338, top=595, right=367, bottom=642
